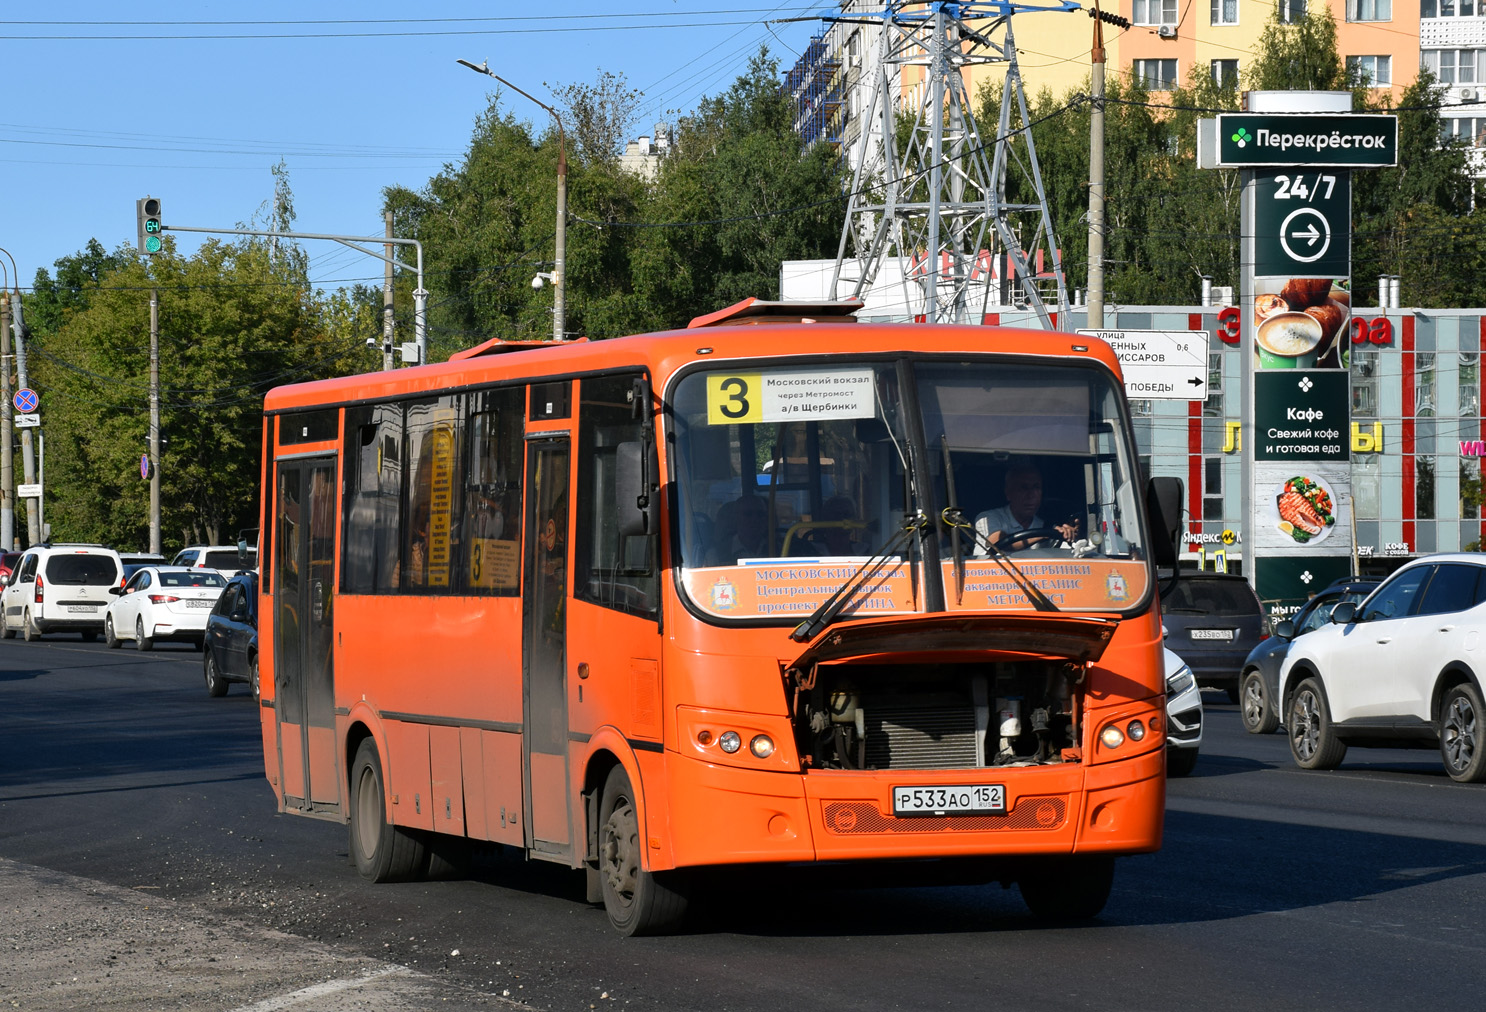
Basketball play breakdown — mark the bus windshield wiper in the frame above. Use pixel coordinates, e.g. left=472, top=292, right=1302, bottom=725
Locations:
left=791, top=510, right=929, bottom=643
left=941, top=506, right=1060, bottom=613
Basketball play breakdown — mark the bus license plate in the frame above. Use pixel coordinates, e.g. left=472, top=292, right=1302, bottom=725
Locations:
left=893, top=784, right=1005, bottom=816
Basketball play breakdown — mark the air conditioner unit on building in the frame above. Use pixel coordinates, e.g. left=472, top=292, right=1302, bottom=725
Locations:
left=1157, top=24, right=1177, bottom=38
left=1460, top=87, right=1478, bottom=101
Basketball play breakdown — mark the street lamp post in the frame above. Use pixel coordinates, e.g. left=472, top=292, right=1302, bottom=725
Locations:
left=457, top=59, right=567, bottom=342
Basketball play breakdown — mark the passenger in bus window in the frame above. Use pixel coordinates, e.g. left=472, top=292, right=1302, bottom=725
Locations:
left=800, top=495, right=862, bottom=556
left=973, top=459, right=1078, bottom=554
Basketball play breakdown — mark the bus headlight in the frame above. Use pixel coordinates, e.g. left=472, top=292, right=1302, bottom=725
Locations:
left=1127, top=719, right=1146, bottom=742
left=749, top=734, right=774, bottom=758
left=1099, top=724, right=1125, bottom=749
left=719, top=731, right=742, bottom=754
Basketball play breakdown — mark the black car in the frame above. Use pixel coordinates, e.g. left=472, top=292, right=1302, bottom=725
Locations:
left=1159, top=573, right=1267, bottom=701
left=203, top=572, right=258, bottom=698
left=1237, top=577, right=1379, bottom=734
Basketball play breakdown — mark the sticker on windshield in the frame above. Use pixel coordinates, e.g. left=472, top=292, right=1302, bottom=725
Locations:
left=682, top=558, right=917, bottom=620
left=706, top=368, right=875, bottom=425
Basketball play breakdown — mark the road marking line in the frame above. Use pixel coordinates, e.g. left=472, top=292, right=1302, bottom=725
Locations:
left=225, top=965, right=413, bottom=1011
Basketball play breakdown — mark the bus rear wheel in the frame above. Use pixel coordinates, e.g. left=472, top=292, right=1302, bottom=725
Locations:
left=598, top=766, right=688, bottom=936
left=1018, top=855, right=1115, bottom=920
left=348, top=739, right=427, bottom=883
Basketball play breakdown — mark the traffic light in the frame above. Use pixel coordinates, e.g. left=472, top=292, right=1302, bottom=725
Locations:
left=136, top=196, right=163, bottom=254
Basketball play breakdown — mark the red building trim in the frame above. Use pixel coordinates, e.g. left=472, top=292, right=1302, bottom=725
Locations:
left=1402, top=316, right=1415, bottom=550
left=1188, top=314, right=1206, bottom=534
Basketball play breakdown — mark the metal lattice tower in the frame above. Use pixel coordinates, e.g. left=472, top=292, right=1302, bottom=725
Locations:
left=828, top=2, right=1078, bottom=328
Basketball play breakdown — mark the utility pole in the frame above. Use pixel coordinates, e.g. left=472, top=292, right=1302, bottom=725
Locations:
left=1, top=293, right=12, bottom=551
left=383, top=211, right=395, bottom=371
left=149, top=289, right=160, bottom=555
left=1087, top=2, right=1108, bottom=330
left=14, top=309, right=38, bottom=546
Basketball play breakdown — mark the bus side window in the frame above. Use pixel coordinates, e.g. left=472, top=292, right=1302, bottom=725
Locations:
left=342, top=404, right=404, bottom=594
left=462, top=386, right=524, bottom=595
left=575, top=373, right=658, bottom=618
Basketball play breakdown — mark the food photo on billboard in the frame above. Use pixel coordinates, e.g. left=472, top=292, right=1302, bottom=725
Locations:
left=1253, top=277, right=1350, bottom=369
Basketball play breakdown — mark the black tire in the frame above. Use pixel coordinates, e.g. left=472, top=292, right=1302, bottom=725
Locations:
left=1225, top=686, right=1241, bottom=704
left=135, top=616, right=153, bottom=652
left=598, top=766, right=688, bottom=936
left=80, top=630, right=98, bottom=643
left=22, top=610, right=38, bottom=642
left=104, top=614, right=121, bottom=649
left=1166, top=746, right=1198, bottom=778
left=1019, top=855, right=1116, bottom=920
left=249, top=655, right=260, bottom=701
left=348, top=739, right=427, bottom=883
left=1288, top=676, right=1347, bottom=770
left=204, top=649, right=229, bottom=697
left=1240, top=669, right=1280, bottom=735
left=1440, top=682, right=1486, bottom=783
left=0, top=615, right=13, bottom=639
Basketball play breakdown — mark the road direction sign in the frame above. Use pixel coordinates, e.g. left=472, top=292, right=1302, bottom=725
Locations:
left=1255, top=170, right=1351, bottom=277
left=17, top=483, right=41, bottom=498
left=14, top=413, right=39, bottom=428
left=13, top=388, right=38, bottom=414
left=1079, top=329, right=1210, bottom=401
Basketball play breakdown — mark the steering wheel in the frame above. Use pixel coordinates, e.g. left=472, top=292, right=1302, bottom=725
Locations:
left=995, top=527, right=1069, bottom=552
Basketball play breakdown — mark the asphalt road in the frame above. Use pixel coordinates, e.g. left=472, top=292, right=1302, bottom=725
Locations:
left=3, top=635, right=1485, bottom=1011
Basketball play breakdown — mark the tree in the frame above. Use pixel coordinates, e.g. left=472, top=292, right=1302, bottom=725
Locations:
left=27, top=239, right=126, bottom=337
left=30, top=236, right=370, bottom=551
left=1245, top=8, right=1348, bottom=93
left=552, top=71, right=644, bottom=170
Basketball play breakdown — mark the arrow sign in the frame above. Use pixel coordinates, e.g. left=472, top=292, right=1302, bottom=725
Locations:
left=1078, top=329, right=1210, bottom=402
left=1291, top=222, right=1322, bottom=245
left=1256, top=170, right=1350, bottom=277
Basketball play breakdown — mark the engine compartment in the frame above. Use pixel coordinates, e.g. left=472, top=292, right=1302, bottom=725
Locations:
left=790, top=659, right=1084, bottom=771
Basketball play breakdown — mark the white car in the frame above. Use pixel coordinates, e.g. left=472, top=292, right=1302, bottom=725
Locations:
left=171, top=545, right=257, bottom=578
left=0, top=543, right=123, bottom=641
left=105, top=566, right=228, bottom=651
left=1279, top=553, right=1486, bottom=782
left=1165, top=646, right=1203, bottom=777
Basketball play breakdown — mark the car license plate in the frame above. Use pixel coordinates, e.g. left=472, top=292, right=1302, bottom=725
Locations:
left=1190, top=628, right=1234, bottom=640
left=892, top=784, right=1005, bottom=816
left=66, top=605, right=97, bottom=614
left=186, top=600, right=214, bottom=609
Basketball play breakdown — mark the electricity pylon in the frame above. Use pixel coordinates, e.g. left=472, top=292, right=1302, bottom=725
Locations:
left=827, top=1, right=1078, bottom=328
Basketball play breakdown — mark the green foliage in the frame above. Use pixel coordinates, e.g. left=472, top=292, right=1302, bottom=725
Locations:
left=1245, top=8, right=1347, bottom=93
left=29, top=235, right=372, bottom=552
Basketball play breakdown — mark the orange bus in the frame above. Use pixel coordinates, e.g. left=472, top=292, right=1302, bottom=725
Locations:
left=256, top=298, right=1183, bottom=935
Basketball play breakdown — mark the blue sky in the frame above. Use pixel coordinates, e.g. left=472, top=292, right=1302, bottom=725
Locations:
left=0, top=2, right=822, bottom=295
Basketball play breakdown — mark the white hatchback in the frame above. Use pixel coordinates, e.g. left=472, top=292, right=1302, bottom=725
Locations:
left=1279, top=554, right=1486, bottom=782
left=105, top=566, right=228, bottom=651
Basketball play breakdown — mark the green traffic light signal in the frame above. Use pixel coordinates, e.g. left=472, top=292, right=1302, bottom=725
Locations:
left=136, top=195, right=163, bottom=255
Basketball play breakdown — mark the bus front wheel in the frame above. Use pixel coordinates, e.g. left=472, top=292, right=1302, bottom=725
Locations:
left=1018, top=855, right=1115, bottom=920
left=349, top=739, right=427, bottom=883
left=597, top=766, right=688, bottom=936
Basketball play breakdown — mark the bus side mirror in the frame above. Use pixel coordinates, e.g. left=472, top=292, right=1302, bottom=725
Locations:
left=1146, top=476, right=1183, bottom=569
left=237, top=537, right=249, bottom=565
left=615, top=441, right=654, bottom=538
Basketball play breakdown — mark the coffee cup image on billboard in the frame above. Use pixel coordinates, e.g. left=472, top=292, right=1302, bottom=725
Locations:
left=1254, top=278, right=1350, bottom=369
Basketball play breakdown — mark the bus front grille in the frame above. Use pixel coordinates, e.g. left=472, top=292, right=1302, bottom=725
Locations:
left=864, top=704, right=978, bottom=770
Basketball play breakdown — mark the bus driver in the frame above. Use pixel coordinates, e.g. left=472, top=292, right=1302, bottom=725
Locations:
left=974, top=459, right=1078, bottom=555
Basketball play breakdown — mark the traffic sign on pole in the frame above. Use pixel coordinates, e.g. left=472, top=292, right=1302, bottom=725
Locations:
left=14, top=413, right=39, bottom=428
left=17, top=483, right=41, bottom=498
left=1079, top=329, right=1210, bottom=401
left=13, top=388, right=38, bottom=414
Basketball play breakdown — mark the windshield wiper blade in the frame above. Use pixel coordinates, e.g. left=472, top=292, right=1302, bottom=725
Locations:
left=791, top=510, right=929, bottom=643
left=942, top=506, right=1060, bottom=613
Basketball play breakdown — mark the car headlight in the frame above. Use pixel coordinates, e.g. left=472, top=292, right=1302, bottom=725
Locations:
left=1166, top=664, right=1195, bottom=696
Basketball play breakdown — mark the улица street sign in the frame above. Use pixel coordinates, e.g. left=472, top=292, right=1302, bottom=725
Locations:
left=1079, top=330, right=1210, bottom=401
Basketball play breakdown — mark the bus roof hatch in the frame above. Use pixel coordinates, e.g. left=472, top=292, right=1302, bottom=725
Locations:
left=687, top=297, right=863, bottom=329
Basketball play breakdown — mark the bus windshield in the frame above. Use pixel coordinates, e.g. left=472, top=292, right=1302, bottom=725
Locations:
left=670, top=357, right=1149, bottom=621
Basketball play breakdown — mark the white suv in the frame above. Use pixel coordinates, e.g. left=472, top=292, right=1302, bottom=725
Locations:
left=171, top=545, right=257, bottom=577
left=1279, top=554, right=1486, bottom=782
left=1, top=544, right=124, bottom=641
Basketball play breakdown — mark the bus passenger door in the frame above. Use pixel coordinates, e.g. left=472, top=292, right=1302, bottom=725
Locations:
left=273, top=456, right=341, bottom=815
left=522, top=438, right=573, bottom=860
